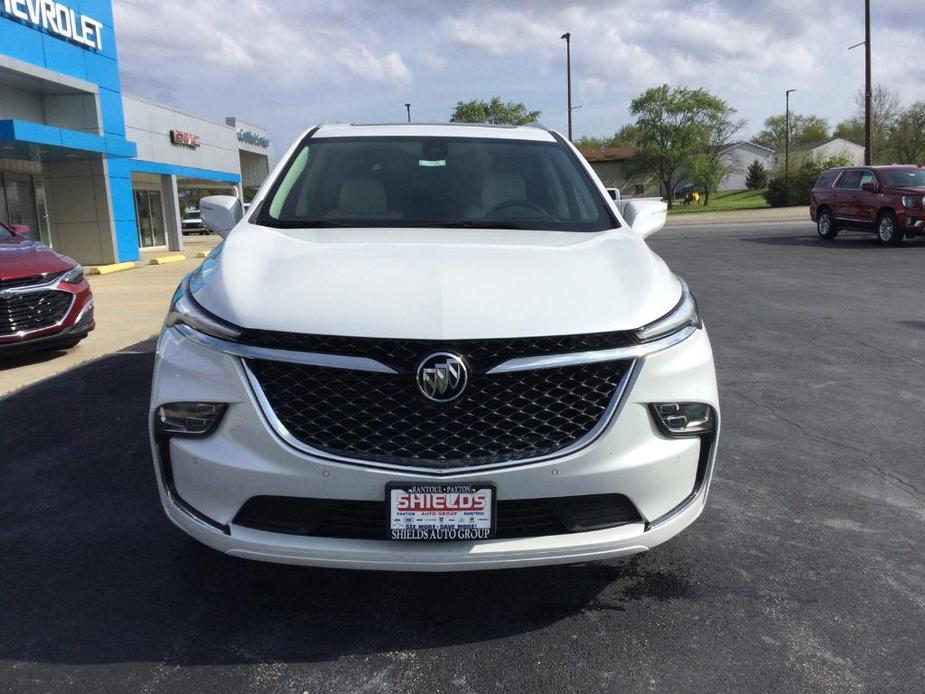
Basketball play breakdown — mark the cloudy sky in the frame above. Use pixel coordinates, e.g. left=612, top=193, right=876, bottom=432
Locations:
left=113, top=0, right=925, bottom=156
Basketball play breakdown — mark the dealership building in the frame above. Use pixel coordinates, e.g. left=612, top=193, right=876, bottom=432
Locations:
left=0, top=0, right=271, bottom=264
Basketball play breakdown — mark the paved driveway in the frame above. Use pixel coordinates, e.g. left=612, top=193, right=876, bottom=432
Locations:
left=1, top=222, right=922, bottom=693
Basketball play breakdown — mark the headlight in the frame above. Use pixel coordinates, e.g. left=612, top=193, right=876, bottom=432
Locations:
left=901, top=196, right=924, bottom=209
left=61, top=265, right=84, bottom=284
left=635, top=277, right=701, bottom=343
left=166, top=275, right=242, bottom=341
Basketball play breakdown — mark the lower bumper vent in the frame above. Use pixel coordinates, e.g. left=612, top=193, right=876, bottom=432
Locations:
left=233, top=493, right=642, bottom=540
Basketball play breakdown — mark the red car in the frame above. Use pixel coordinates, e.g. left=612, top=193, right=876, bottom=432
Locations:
left=0, top=222, right=95, bottom=355
left=810, top=165, right=925, bottom=245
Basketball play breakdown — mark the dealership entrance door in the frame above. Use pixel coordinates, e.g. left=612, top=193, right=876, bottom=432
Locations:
left=0, top=168, right=50, bottom=246
left=134, top=188, right=166, bottom=248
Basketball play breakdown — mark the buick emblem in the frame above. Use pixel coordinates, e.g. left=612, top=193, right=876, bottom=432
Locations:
left=416, top=352, right=468, bottom=403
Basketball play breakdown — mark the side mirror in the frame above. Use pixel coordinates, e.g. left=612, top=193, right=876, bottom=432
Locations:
left=200, top=195, right=243, bottom=238
left=622, top=198, right=668, bottom=238
left=861, top=182, right=878, bottom=193
left=606, top=187, right=621, bottom=202
left=10, top=224, right=31, bottom=237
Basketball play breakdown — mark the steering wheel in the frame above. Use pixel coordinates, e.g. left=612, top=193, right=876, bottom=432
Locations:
left=489, top=200, right=550, bottom=218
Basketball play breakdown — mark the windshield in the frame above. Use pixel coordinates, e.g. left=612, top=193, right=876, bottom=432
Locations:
left=183, top=211, right=200, bottom=220
left=257, top=136, right=616, bottom=231
left=880, top=168, right=925, bottom=187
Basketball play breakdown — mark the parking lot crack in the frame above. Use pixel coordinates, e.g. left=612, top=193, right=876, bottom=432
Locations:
left=732, top=391, right=925, bottom=502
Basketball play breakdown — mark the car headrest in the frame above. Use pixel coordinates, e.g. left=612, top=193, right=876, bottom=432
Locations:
left=482, top=173, right=527, bottom=209
left=337, top=178, right=388, bottom=216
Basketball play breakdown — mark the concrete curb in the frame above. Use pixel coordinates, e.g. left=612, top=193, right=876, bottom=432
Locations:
left=86, top=262, right=136, bottom=275
left=148, top=254, right=187, bottom=266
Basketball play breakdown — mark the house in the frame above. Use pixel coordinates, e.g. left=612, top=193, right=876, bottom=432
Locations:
left=579, top=147, right=661, bottom=197
left=783, top=138, right=865, bottom=167
left=717, top=141, right=775, bottom=191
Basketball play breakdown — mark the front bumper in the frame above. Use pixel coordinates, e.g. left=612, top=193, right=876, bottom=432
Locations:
left=0, top=279, right=94, bottom=353
left=150, top=326, right=720, bottom=571
left=900, top=211, right=925, bottom=234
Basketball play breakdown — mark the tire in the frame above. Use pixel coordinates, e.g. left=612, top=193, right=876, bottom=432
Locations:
left=816, top=208, right=838, bottom=240
left=876, top=211, right=903, bottom=246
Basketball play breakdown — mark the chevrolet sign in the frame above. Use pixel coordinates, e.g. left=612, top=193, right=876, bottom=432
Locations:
left=1, top=0, right=103, bottom=51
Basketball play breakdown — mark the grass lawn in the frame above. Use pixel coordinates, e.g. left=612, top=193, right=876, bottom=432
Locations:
left=668, top=188, right=769, bottom=214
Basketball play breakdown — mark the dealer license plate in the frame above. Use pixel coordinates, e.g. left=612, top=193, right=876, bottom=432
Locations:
left=387, top=483, right=496, bottom=541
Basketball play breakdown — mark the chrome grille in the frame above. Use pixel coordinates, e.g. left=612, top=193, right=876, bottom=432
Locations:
left=0, top=290, right=72, bottom=336
left=247, top=353, right=632, bottom=470
left=0, top=272, right=64, bottom=290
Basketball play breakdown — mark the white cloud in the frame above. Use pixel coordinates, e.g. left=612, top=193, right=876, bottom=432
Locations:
left=114, top=0, right=413, bottom=88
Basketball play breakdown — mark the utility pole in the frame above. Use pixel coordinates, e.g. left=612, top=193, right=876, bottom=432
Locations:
left=864, top=0, right=872, bottom=164
left=561, top=32, right=572, bottom=141
left=785, top=89, right=796, bottom=206
left=849, top=1, right=873, bottom=164
left=404, top=103, right=411, bottom=123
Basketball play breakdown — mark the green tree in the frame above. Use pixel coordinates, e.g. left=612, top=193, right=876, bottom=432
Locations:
left=575, top=124, right=641, bottom=149
left=754, top=113, right=830, bottom=152
left=450, top=97, right=541, bottom=125
left=833, top=117, right=864, bottom=145
left=629, top=84, right=731, bottom=207
left=694, top=106, right=745, bottom=205
left=890, top=102, right=925, bottom=163
left=687, top=154, right=726, bottom=205
left=745, top=159, right=768, bottom=189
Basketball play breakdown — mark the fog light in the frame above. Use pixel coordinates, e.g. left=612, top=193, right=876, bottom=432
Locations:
left=651, top=403, right=715, bottom=437
left=155, top=402, right=227, bottom=437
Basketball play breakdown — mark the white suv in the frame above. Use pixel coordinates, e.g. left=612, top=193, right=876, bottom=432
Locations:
left=150, top=123, right=719, bottom=571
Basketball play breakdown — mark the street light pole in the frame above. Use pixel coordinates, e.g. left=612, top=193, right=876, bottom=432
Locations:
left=785, top=89, right=796, bottom=205
left=405, top=103, right=411, bottom=123
left=561, top=32, right=572, bottom=141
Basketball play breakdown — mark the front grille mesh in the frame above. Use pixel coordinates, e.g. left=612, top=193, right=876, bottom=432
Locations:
left=247, top=358, right=630, bottom=468
left=0, top=290, right=72, bottom=336
left=241, top=329, right=638, bottom=372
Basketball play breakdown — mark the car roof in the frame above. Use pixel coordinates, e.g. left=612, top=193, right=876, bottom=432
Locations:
left=311, top=122, right=558, bottom=142
left=826, top=164, right=922, bottom=171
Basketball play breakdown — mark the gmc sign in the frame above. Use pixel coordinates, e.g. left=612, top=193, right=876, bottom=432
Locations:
left=170, top=130, right=200, bottom=149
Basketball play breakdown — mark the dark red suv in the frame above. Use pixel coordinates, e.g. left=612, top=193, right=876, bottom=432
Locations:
left=810, top=165, right=925, bottom=245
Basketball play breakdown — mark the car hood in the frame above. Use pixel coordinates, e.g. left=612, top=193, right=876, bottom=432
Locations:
left=192, top=225, right=682, bottom=339
left=889, top=186, right=925, bottom=196
left=0, top=236, right=75, bottom=280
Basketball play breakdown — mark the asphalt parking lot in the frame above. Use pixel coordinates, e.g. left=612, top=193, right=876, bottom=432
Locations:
left=2, top=221, right=923, bottom=693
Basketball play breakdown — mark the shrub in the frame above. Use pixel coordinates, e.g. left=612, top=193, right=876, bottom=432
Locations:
left=745, top=159, right=768, bottom=189
left=764, top=155, right=852, bottom=206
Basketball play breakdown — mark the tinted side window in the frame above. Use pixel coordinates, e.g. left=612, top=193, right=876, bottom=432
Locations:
left=835, top=171, right=862, bottom=189
left=815, top=171, right=839, bottom=188
left=858, top=171, right=875, bottom=188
